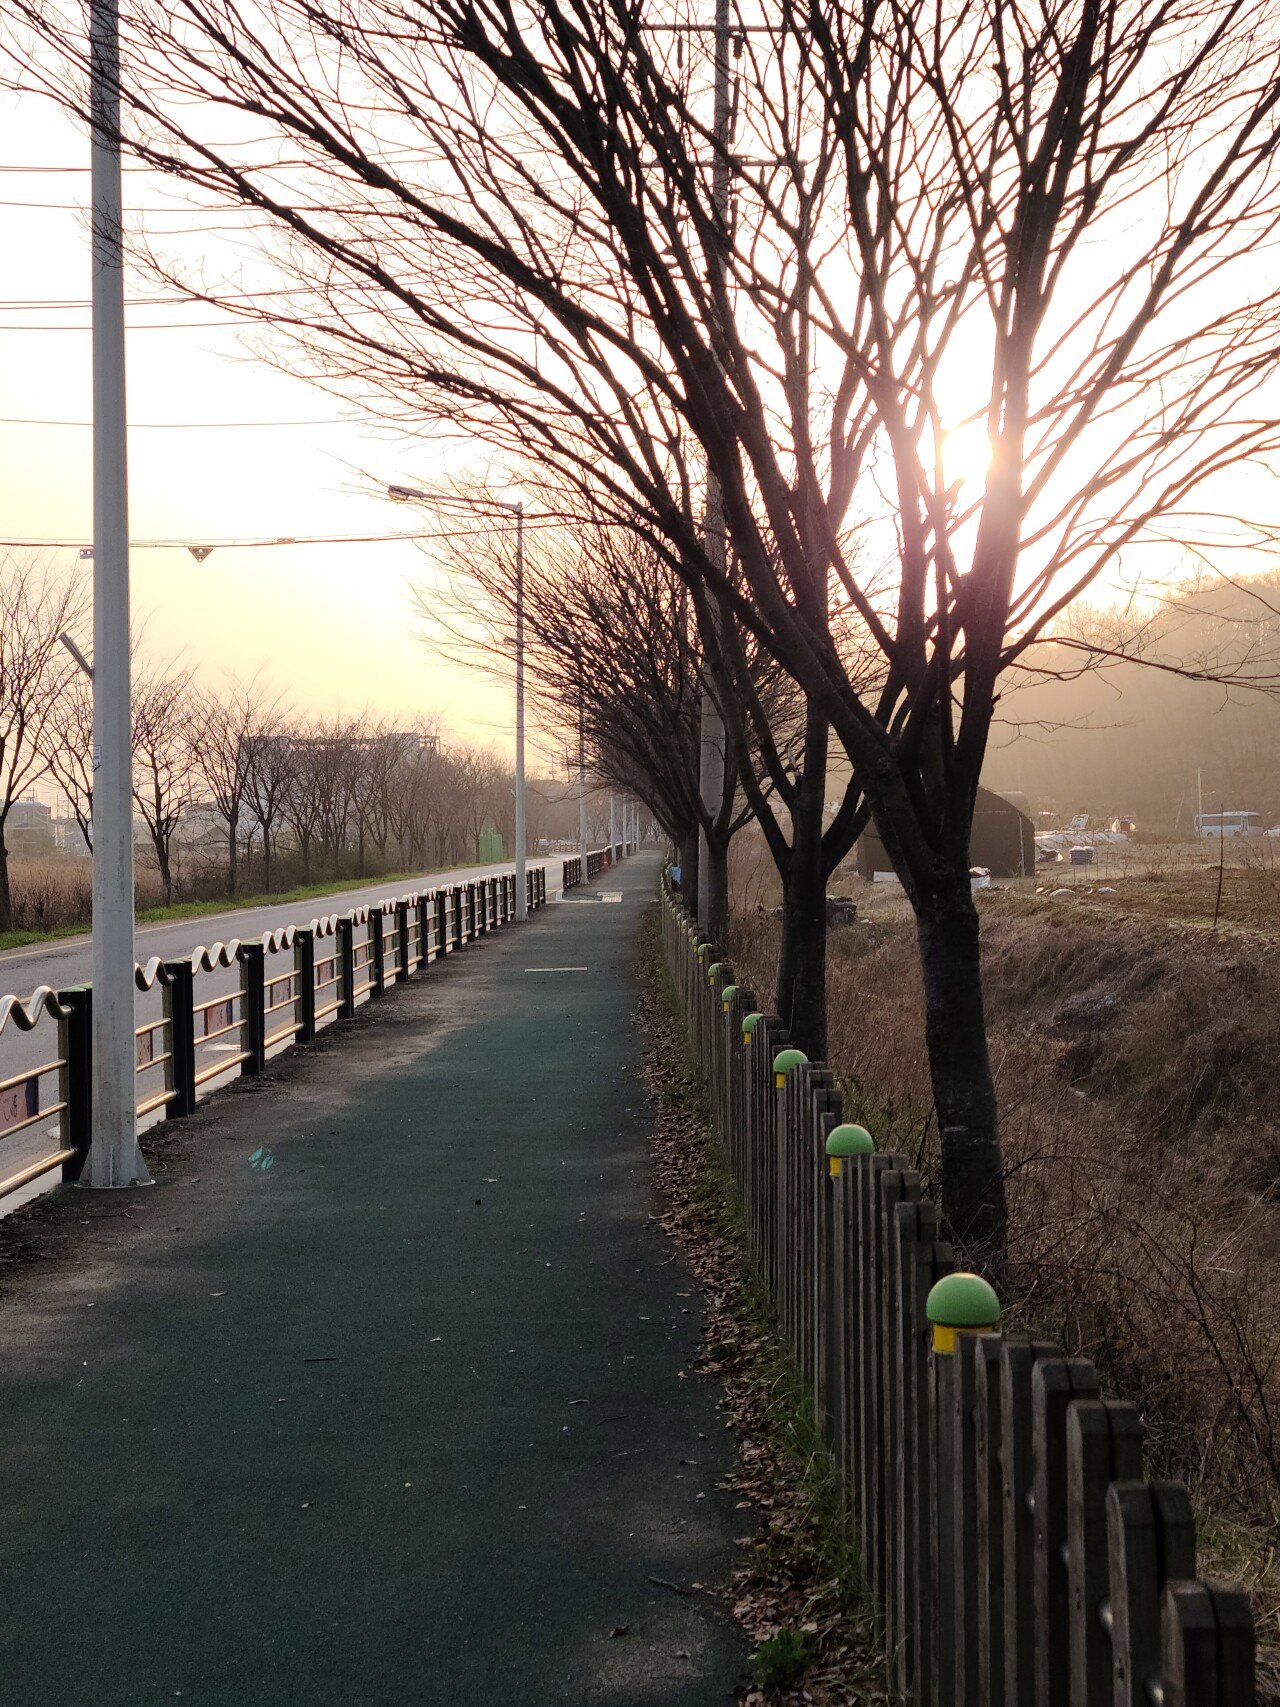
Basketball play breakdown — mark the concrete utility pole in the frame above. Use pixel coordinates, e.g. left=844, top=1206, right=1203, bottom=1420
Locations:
left=578, top=690, right=589, bottom=873
left=514, top=503, right=527, bottom=920
left=609, top=791, right=617, bottom=860
left=696, top=0, right=732, bottom=933
left=86, top=0, right=150, bottom=1188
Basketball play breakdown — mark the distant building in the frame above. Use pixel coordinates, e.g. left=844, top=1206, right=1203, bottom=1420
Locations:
left=855, top=786, right=1036, bottom=880
left=52, top=817, right=87, bottom=854
left=4, top=799, right=55, bottom=857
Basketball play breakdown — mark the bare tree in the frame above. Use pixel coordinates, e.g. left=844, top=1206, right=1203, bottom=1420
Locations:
left=0, top=555, right=84, bottom=930
left=132, top=668, right=197, bottom=905
left=38, top=664, right=94, bottom=855
left=243, top=726, right=295, bottom=891
left=192, top=674, right=278, bottom=896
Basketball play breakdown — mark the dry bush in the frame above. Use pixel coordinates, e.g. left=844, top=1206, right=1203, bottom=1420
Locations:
left=727, top=899, right=1280, bottom=1625
left=6, top=858, right=166, bottom=935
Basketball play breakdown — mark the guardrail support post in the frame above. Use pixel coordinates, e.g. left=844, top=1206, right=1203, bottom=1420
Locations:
left=295, top=929, right=316, bottom=1043
left=58, top=984, right=92, bottom=1181
left=163, top=959, right=197, bottom=1116
left=338, top=916, right=356, bottom=1018
left=417, top=894, right=431, bottom=969
left=370, top=910, right=385, bottom=997
left=239, top=942, right=266, bottom=1075
left=396, top=900, right=411, bottom=980
left=436, top=890, right=448, bottom=958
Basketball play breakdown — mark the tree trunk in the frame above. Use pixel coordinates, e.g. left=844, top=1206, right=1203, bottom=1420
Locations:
left=227, top=813, right=238, bottom=895
left=702, top=837, right=730, bottom=944
left=0, top=841, right=13, bottom=934
left=263, top=830, right=273, bottom=892
left=914, top=882, right=1007, bottom=1264
left=158, top=843, right=174, bottom=905
left=775, top=814, right=827, bottom=1060
left=774, top=695, right=830, bottom=1059
left=678, top=829, right=700, bottom=914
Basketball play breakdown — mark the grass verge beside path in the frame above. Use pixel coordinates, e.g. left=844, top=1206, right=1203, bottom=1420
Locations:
left=638, top=908, right=887, bottom=1706
left=0, top=864, right=509, bottom=955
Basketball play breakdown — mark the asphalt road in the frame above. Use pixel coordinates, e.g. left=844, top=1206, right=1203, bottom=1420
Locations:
left=0, top=855, right=566, bottom=994
left=0, top=851, right=747, bottom=1704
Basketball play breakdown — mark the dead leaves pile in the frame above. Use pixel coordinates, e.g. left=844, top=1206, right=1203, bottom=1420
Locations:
left=637, top=943, right=888, bottom=1706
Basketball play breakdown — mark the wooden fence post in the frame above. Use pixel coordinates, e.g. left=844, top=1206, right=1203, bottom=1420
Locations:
left=1066, top=1399, right=1144, bottom=1705
left=1105, top=1482, right=1195, bottom=1707
left=1032, top=1357, right=1101, bottom=1707
left=926, top=1272, right=999, bottom=1707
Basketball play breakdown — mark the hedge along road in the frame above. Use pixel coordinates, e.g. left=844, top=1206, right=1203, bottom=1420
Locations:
left=0, top=850, right=748, bottom=1706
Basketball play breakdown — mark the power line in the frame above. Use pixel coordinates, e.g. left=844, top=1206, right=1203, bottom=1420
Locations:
left=0, top=319, right=251, bottom=332
left=0, top=517, right=562, bottom=550
left=0, top=415, right=380, bottom=429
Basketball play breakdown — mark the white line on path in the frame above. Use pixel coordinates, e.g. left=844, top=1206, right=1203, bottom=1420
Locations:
left=523, top=967, right=590, bottom=973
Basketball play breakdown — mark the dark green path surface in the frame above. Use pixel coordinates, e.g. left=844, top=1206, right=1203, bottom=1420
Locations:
left=0, top=854, right=746, bottom=1706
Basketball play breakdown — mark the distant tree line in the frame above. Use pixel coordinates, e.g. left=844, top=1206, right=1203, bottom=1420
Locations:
left=986, top=573, right=1280, bottom=831
left=0, top=553, right=585, bottom=929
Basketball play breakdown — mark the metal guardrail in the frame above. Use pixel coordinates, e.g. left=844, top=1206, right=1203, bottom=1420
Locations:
left=0, top=865, right=550, bottom=1204
left=562, top=842, right=635, bottom=891
left=661, top=878, right=1258, bottom=1707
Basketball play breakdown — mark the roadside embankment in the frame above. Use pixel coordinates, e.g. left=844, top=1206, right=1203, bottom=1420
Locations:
left=730, top=897, right=1280, bottom=1644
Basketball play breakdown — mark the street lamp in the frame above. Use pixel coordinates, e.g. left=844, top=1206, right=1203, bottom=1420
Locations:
left=387, top=484, right=528, bottom=920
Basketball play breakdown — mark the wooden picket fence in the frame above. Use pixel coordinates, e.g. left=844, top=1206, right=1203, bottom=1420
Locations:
left=661, top=880, right=1258, bottom=1707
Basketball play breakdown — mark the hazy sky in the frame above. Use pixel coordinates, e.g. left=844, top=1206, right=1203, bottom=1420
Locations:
left=0, top=85, right=523, bottom=763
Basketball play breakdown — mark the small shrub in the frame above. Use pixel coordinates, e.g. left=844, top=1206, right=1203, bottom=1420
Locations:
left=750, top=1628, right=809, bottom=1692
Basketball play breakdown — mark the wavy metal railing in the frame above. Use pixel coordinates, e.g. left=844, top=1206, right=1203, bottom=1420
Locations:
left=0, top=862, right=555, bottom=1204
left=0, top=987, right=84, bottom=1200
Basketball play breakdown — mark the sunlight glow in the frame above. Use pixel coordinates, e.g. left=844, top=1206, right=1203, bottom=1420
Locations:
left=939, top=422, right=994, bottom=491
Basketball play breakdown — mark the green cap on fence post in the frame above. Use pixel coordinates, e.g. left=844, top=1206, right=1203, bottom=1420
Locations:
left=773, top=1047, right=808, bottom=1089
left=720, top=983, right=740, bottom=1012
left=741, top=1011, right=764, bottom=1045
left=926, top=1273, right=1000, bottom=1355
left=706, top=960, right=725, bottom=985
left=825, top=1123, right=874, bottom=1177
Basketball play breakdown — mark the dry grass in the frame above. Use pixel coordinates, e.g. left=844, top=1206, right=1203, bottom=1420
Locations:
left=3, top=857, right=168, bottom=937
left=728, top=894, right=1280, bottom=1653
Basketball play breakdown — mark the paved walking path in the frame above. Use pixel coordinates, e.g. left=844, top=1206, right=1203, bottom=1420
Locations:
left=0, top=853, right=746, bottom=1705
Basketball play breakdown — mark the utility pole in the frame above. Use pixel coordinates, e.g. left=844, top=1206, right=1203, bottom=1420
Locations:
left=609, top=791, right=617, bottom=861
left=514, top=503, right=527, bottom=919
left=86, top=0, right=149, bottom=1189
left=696, top=0, right=732, bottom=934
left=578, top=686, right=589, bottom=874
